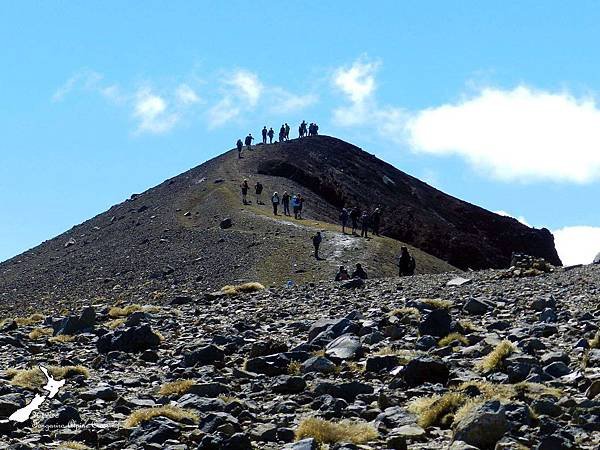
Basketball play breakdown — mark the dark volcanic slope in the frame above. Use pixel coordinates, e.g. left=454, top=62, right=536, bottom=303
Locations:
left=0, top=135, right=559, bottom=314
left=251, top=136, right=561, bottom=269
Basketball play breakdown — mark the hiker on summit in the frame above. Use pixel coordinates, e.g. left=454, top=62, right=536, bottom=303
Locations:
left=279, top=125, right=286, bottom=142
left=398, top=246, right=416, bottom=276
left=271, top=192, right=280, bottom=215
left=350, top=207, right=359, bottom=235
left=284, top=123, right=290, bottom=140
left=241, top=179, right=250, bottom=205
left=255, top=181, right=264, bottom=205
left=312, top=231, right=322, bottom=260
left=268, top=127, right=274, bottom=144
left=352, top=263, right=368, bottom=279
left=335, top=265, right=350, bottom=281
left=282, top=191, right=291, bottom=216
left=262, top=126, right=267, bottom=144
left=245, top=133, right=254, bottom=150
left=340, top=208, right=349, bottom=234
left=299, top=120, right=307, bottom=138
left=236, top=139, right=243, bottom=158
left=292, top=194, right=301, bottom=219
left=371, top=208, right=381, bottom=236
left=360, top=211, right=370, bottom=238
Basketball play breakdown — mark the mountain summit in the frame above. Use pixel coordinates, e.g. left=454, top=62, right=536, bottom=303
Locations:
left=0, top=135, right=559, bottom=314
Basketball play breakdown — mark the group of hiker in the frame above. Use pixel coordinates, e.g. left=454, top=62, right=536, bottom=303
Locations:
left=235, top=120, right=321, bottom=158
left=340, top=207, right=382, bottom=238
left=335, top=263, right=368, bottom=281
left=240, top=179, right=306, bottom=219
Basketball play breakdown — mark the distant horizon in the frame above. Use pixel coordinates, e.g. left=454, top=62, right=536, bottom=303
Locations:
left=2, top=1, right=599, bottom=265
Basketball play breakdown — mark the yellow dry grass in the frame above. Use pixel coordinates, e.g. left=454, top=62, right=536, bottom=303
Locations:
left=28, top=327, right=54, bottom=340
left=58, top=443, right=90, bottom=450
left=590, top=330, right=600, bottom=349
left=108, top=304, right=160, bottom=318
left=375, top=347, right=419, bottom=364
left=388, top=307, right=421, bottom=319
left=459, top=319, right=481, bottom=332
left=408, top=392, right=467, bottom=428
left=48, top=335, right=75, bottom=344
left=123, top=405, right=199, bottom=428
left=438, top=333, right=469, bottom=347
left=295, top=417, right=378, bottom=445
left=158, top=379, right=195, bottom=396
left=220, top=282, right=265, bottom=295
left=476, top=340, right=516, bottom=373
left=288, top=361, right=302, bottom=375
left=6, top=365, right=89, bottom=390
left=15, top=313, right=45, bottom=326
left=106, top=318, right=126, bottom=329
left=420, top=298, right=453, bottom=309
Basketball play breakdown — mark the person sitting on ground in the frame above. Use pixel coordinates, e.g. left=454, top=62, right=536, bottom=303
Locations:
left=236, top=139, right=243, bottom=158
left=262, top=126, right=267, bottom=144
left=335, top=265, right=350, bottom=281
left=282, top=191, right=291, bottom=216
left=244, top=133, right=254, bottom=150
left=271, top=191, right=280, bottom=215
left=371, top=208, right=381, bottom=236
left=292, top=194, right=300, bottom=219
left=360, top=210, right=370, bottom=238
left=352, top=263, right=368, bottom=279
left=398, top=246, right=416, bottom=276
left=312, top=231, right=322, bottom=259
left=285, top=123, right=290, bottom=140
left=268, top=127, right=274, bottom=144
left=350, top=207, right=359, bottom=235
left=255, top=181, right=264, bottom=205
left=340, top=208, right=349, bottom=234
left=241, top=179, right=249, bottom=204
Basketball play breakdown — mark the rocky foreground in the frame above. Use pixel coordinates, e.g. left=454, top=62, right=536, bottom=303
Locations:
left=0, top=265, right=599, bottom=449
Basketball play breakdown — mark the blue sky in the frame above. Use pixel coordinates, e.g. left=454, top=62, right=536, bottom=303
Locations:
left=2, top=1, right=600, bottom=264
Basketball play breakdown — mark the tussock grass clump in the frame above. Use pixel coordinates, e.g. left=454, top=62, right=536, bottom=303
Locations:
left=459, top=319, right=481, bottom=332
left=288, top=360, right=302, bottom=375
left=590, top=330, right=600, bottom=349
left=295, top=417, right=378, bottom=445
left=15, top=313, right=45, bottom=326
left=218, top=394, right=240, bottom=403
left=58, top=443, right=90, bottom=450
left=28, top=327, right=54, bottom=340
left=158, top=379, right=195, bottom=396
left=420, top=298, right=453, bottom=309
left=388, top=307, right=421, bottom=319
left=48, top=335, right=75, bottom=344
left=375, top=347, right=419, bottom=363
left=108, top=304, right=142, bottom=318
left=220, top=282, right=265, bottom=295
left=124, top=405, right=199, bottom=428
left=106, top=318, right=126, bottom=329
left=438, top=333, right=469, bottom=347
left=7, top=365, right=89, bottom=390
left=408, top=392, right=467, bottom=428
left=477, top=340, right=516, bottom=373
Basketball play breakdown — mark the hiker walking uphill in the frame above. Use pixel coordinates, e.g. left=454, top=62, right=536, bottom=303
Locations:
left=271, top=192, right=280, bottom=215
left=398, top=246, right=416, bottom=276
left=261, top=126, right=267, bottom=144
left=255, top=181, right=264, bottom=205
left=371, top=208, right=381, bottom=236
left=236, top=139, right=243, bottom=158
left=340, top=208, right=349, bottom=234
left=282, top=191, right=291, bottom=216
left=312, top=231, right=322, bottom=260
left=244, top=133, right=254, bottom=150
left=267, top=127, right=274, bottom=144
left=350, top=207, right=359, bottom=235
left=241, top=179, right=250, bottom=205
left=360, top=211, right=370, bottom=238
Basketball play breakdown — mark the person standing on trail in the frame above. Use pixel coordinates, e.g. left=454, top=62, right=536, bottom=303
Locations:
left=340, top=208, right=349, bottom=234
left=335, top=265, right=350, bottom=281
left=360, top=210, right=370, bottom=238
left=350, top=207, right=359, bottom=235
left=282, top=191, right=291, bottom=216
left=268, top=127, right=274, bottom=144
left=255, top=181, right=264, bottom=205
left=398, top=246, right=416, bottom=276
left=262, top=126, right=268, bottom=144
left=371, top=208, right=381, bottom=236
left=292, top=194, right=300, bottom=219
left=284, top=123, right=290, bottom=140
left=299, top=120, right=307, bottom=138
left=241, top=179, right=250, bottom=205
left=236, top=139, right=243, bottom=159
left=297, top=194, right=305, bottom=219
left=271, top=192, right=280, bottom=215
left=314, top=122, right=319, bottom=135
left=352, top=263, right=368, bottom=279
left=279, top=125, right=286, bottom=142
left=245, top=133, right=254, bottom=150
left=312, top=231, right=322, bottom=260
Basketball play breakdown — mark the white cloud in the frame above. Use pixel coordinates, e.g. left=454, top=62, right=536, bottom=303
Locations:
left=175, top=84, right=200, bottom=105
left=133, top=88, right=179, bottom=134
left=333, top=58, right=379, bottom=104
left=52, top=69, right=103, bottom=102
left=553, top=226, right=600, bottom=265
left=493, top=210, right=531, bottom=227
left=227, top=70, right=263, bottom=105
left=406, top=86, right=600, bottom=183
left=268, top=88, right=317, bottom=114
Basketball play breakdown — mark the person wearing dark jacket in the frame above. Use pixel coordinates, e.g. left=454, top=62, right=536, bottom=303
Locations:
left=360, top=211, right=370, bottom=238
left=350, top=207, right=359, bottom=235
left=241, top=179, right=249, bottom=205
left=371, top=208, right=381, bottom=236
left=340, top=208, right=349, bottom=234
left=255, top=181, right=264, bottom=205
left=335, top=266, right=350, bottom=281
left=398, top=246, right=416, bottom=276
left=244, top=133, right=254, bottom=149
left=267, top=127, right=274, bottom=144
left=352, top=263, right=368, bottom=279
left=312, top=232, right=322, bottom=259
left=282, top=191, right=291, bottom=216
left=261, top=126, right=267, bottom=144
left=236, top=139, right=243, bottom=158
left=271, top=192, right=280, bottom=215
